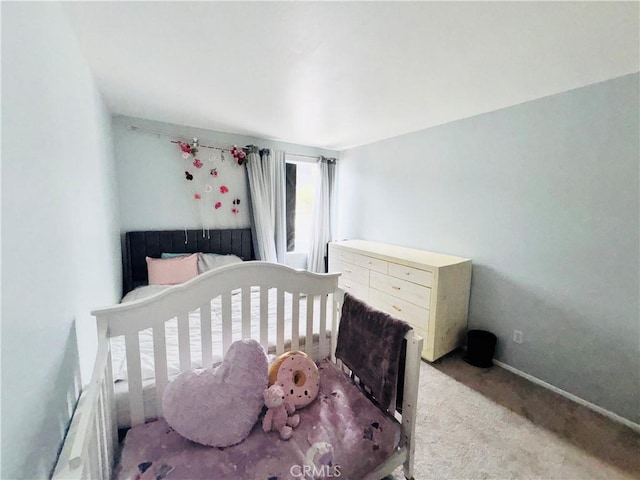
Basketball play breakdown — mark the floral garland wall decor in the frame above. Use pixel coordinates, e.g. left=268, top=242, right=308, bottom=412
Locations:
left=232, top=198, right=241, bottom=215
left=176, top=139, right=247, bottom=229
left=230, top=145, right=246, bottom=165
left=178, top=141, right=198, bottom=157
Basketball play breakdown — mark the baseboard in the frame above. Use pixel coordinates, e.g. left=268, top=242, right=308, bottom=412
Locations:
left=493, top=360, right=640, bottom=434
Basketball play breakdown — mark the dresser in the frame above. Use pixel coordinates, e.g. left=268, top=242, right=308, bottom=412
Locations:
left=328, top=240, right=472, bottom=362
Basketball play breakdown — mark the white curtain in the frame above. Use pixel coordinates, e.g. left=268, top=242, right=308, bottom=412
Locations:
left=273, top=151, right=287, bottom=263
left=307, top=157, right=337, bottom=273
left=246, top=147, right=286, bottom=263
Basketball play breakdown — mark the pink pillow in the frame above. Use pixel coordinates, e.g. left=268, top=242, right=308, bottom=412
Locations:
left=162, top=339, right=268, bottom=447
left=146, top=254, right=198, bottom=285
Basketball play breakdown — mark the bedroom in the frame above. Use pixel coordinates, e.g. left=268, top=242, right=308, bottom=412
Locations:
left=1, top=1, right=639, bottom=479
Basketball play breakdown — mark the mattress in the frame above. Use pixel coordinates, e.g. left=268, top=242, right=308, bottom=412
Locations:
left=115, top=361, right=403, bottom=480
left=112, top=285, right=333, bottom=427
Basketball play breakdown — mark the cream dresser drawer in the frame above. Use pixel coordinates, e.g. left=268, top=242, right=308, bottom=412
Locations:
left=329, top=239, right=472, bottom=362
left=328, top=257, right=341, bottom=273
left=368, top=289, right=429, bottom=331
left=370, top=271, right=431, bottom=309
left=331, top=248, right=355, bottom=264
left=338, top=277, right=369, bottom=302
left=354, top=254, right=388, bottom=274
left=388, top=263, right=433, bottom=287
left=340, top=262, right=369, bottom=285
left=329, top=259, right=369, bottom=284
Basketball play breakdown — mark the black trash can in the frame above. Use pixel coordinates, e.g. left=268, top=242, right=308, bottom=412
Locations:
left=464, top=330, right=497, bottom=368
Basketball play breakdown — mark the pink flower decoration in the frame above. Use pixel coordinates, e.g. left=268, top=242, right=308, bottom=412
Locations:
left=193, top=158, right=203, bottom=169
left=179, top=141, right=198, bottom=156
left=230, top=146, right=247, bottom=165
left=194, top=193, right=201, bottom=200
left=214, top=202, right=222, bottom=209
left=220, top=185, right=229, bottom=194
left=231, top=208, right=239, bottom=215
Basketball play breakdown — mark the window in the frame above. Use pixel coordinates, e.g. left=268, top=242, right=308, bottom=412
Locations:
left=286, top=157, right=318, bottom=253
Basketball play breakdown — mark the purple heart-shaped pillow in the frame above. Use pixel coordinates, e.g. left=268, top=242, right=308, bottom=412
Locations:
left=162, top=339, right=268, bottom=447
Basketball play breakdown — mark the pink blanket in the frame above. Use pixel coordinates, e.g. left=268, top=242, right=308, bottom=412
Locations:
left=116, top=361, right=402, bottom=479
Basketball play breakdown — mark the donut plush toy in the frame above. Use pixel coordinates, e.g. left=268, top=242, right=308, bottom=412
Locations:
left=268, top=351, right=320, bottom=409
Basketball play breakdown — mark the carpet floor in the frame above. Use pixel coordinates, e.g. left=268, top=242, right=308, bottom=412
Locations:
left=385, top=351, right=640, bottom=480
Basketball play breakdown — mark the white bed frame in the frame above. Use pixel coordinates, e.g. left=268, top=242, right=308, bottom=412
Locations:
left=52, top=262, right=422, bottom=480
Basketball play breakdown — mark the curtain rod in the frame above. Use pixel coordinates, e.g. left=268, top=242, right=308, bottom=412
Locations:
left=285, top=152, right=319, bottom=160
left=129, top=124, right=337, bottom=160
left=129, top=125, right=234, bottom=152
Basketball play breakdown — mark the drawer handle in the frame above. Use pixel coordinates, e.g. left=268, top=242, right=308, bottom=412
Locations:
left=344, top=284, right=352, bottom=289
left=344, top=269, right=352, bottom=273
left=405, top=272, right=411, bottom=275
left=392, top=304, right=402, bottom=312
left=392, top=286, right=401, bottom=291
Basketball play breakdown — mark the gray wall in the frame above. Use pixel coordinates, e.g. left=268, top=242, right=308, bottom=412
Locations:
left=337, top=73, right=640, bottom=423
left=1, top=3, right=122, bottom=477
left=113, top=115, right=338, bottom=232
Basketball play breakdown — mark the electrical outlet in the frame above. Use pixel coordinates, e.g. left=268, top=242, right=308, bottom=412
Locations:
left=513, top=330, right=523, bottom=344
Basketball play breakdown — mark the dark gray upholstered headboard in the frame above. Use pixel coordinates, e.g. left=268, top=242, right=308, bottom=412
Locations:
left=122, top=229, right=254, bottom=296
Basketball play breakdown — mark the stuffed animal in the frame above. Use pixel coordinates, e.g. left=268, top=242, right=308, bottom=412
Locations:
left=262, top=384, right=300, bottom=440
left=268, top=350, right=320, bottom=409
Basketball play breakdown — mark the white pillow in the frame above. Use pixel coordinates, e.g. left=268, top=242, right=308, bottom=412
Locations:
left=121, top=285, right=171, bottom=303
left=198, top=253, right=243, bottom=273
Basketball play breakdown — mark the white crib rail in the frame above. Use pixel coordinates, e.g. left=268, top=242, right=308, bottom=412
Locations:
left=98, top=262, right=339, bottom=428
left=52, top=320, right=117, bottom=480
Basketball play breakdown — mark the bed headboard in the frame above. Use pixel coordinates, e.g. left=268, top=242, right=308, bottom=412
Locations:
left=122, top=229, right=254, bottom=296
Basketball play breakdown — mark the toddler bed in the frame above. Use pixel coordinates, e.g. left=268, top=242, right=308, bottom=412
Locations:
left=52, top=261, right=422, bottom=480
left=112, top=229, right=328, bottom=427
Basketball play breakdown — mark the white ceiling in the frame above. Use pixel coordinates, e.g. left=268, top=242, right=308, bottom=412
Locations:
left=63, top=1, right=639, bottom=150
